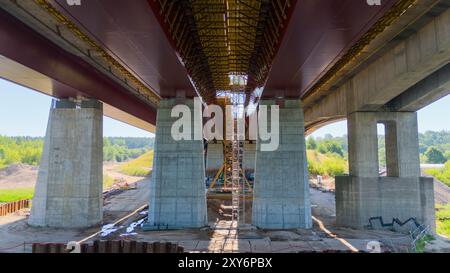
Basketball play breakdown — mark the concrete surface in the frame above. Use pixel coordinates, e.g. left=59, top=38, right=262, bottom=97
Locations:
left=243, top=141, right=256, bottom=172
left=347, top=111, right=421, bottom=177
left=336, top=111, right=435, bottom=231
left=304, top=8, right=450, bottom=132
left=335, top=176, right=435, bottom=231
left=253, top=100, right=312, bottom=229
left=29, top=99, right=103, bottom=228
left=145, top=99, right=207, bottom=229
left=205, top=142, right=223, bottom=176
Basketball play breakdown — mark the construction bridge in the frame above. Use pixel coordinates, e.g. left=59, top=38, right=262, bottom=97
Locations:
left=0, top=0, right=449, bottom=230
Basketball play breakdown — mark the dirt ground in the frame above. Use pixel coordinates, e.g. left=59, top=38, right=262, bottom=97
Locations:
left=4, top=183, right=447, bottom=253
left=0, top=162, right=142, bottom=190
left=0, top=164, right=38, bottom=189
left=1, top=165, right=450, bottom=253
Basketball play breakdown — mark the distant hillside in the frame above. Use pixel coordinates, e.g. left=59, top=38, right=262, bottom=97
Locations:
left=119, top=150, right=154, bottom=177
left=0, top=136, right=154, bottom=169
left=307, top=130, right=450, bottom=167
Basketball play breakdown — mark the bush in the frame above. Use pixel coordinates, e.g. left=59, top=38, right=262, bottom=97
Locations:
left=307, top=150, right=348, bottom=177
left=424, top=147, right=446, bottom=164
left=426, top=161, right=450, bottom=186
left=322, top=156, right=347, bottom=177
left=317, top=141, right=344, bottom=157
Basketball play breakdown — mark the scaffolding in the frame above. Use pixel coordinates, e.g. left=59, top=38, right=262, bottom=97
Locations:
left=150, top=0, right=292, bottom=102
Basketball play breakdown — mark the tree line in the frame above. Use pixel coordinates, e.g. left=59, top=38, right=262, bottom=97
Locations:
left=305, top=130, right=450, bottom=177
left=0, top=136, right=154, bottom=169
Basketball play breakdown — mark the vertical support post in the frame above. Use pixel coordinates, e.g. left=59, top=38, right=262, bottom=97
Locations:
left=144, top=99, right=207, bottom=230
left=336, top=111, right=435, bottom=231
left=29, top=99, right=103, bottom=228
left=252, top=99, right=312, bottom=229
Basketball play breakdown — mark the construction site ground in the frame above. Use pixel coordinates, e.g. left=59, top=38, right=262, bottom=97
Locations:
left=1, top=177, right=450, bottom=253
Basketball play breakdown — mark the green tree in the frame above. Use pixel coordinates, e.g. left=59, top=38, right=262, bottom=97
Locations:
left=318, top=141, right=344, bottom=157
left=445, top=150, right=450, bottom=161
left=425, top=147, right=447, bottom=164
left=306, top=137, right=317, bottom=150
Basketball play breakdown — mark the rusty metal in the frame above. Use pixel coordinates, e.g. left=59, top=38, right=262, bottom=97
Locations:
left=32, top=240, right=185, bottom=253
left=0, top=200, right=31, bottom=217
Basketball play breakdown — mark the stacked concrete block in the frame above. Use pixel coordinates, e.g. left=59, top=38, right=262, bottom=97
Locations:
left=144, top=99, right=207, bottom=230
left=336, top=111, right=435, bottom=230
left=29, top=99, right=103, bottom=228
left=243, top=141, right=256, bottom=172
left=252, top=99, right=312, bottom=229
left=205, top=141, right=224, bottom=176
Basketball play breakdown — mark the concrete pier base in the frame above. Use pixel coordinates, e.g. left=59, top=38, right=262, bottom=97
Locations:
left=252, top=100, right=312, bottom=229
left=144, top=99, right=207, bottom=230
left=336, top=176, right=435, bottom=230
left=336, top=111, right=435, bottom=231
left=29, top=99, right=103, bottom=228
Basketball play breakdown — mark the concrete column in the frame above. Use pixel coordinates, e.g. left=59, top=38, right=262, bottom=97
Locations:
left=206, top=141, right=223, bottom=177
left=336, top=111, right=435, bottom=231
left=252, top=99, right=312, bottom=229
left=144, top=99, right=207, bottom=230
left=243, top=141, right=256, bottom=173
left=29, top=99, right=103, bottom=228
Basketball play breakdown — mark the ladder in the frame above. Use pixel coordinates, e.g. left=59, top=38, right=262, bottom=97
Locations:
left=230, top=93, right=244, bottom=225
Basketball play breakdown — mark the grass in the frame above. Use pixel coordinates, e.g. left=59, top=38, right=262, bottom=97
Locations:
left=436, top=203, right=450, bottom=238
left=0, top=175, right=123, bottom=203
left=0, top=188, right=35, bottom=203
left=307, top=150, right=348, bottom=177
left=414, top=234, right=436, bottom=253
left=103, top=174, right=116, bottom=190
left=119, top=150, right=153, bottom=177
left=426, top=161, right=450, bottom=187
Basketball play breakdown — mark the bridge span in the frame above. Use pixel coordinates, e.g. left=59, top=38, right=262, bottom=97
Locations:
left=0, top=0, right=449, bottom=232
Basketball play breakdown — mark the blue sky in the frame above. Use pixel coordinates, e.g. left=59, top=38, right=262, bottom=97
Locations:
left=0, top=79, right=151, bottom=137
left=311, top=94, right=450, bottom=138
left=0, top=78, right=448, bottom=137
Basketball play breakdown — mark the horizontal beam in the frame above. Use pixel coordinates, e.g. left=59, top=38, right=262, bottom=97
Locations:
left=386, top=62, right=450, bottom=112
left=0, top=8, right=157, bottom=129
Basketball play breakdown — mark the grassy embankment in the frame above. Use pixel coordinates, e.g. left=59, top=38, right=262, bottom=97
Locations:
left=426, top=161, right=450, bottom=187
left=0, top=188, right=34, bottom=203
left=436, top=203, right=450, bottom=238
left=118, top=150, right=153, bottom=177
left=0, top=179, right=117, bottom=203
left=0, top=151, right=154, bottom=202
left=425, top=161, right=450, bottom=238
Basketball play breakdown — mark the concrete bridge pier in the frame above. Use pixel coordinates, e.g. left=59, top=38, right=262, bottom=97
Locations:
left=243, top=141, right=256, bottom=176
left=29, top=99, right=103, bottom=228
left=144, top=99, right=207, bottom=230
left=252, top=99, right=312, bottom=229
left=206, top=141, right=224, bottom=178
left=336, top=111, right=435, bottom=230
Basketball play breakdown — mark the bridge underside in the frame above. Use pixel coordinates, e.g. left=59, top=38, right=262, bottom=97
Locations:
left=0, top=0, right=448, bottom=232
